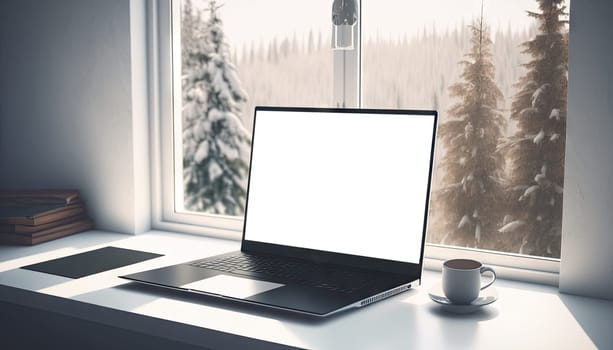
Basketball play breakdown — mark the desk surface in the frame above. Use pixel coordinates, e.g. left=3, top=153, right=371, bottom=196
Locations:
left=0, top=230, right=611, bottom=349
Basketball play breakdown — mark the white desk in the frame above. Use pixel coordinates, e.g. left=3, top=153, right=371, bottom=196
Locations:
left=0, top=230, right=611, bottom=349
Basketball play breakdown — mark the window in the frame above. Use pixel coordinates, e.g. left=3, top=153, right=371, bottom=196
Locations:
left=152, top=0, right=336, bottom=237
left=360, top=0, right=568, bottom=276
left=153, top=0, right=569, bottom=278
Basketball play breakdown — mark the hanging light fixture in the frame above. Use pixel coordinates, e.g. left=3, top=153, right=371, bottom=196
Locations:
left=331, top=0, right=358, bottom=50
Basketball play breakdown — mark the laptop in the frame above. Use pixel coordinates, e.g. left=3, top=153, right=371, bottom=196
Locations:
left=121, top=106, right=438, bottom=317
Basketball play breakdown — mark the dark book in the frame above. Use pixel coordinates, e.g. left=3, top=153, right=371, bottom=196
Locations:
left=0, top=203, right=85, bottom=226
left=0, top=190, right=80, bottom=205
left=0, top=219, right=94, bottom=245
left=0, top=214, right=88, bottom=234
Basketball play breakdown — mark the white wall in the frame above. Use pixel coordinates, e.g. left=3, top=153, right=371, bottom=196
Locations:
left=0, top=0, right=150, bottom=234
left=559, top=0, right=613, bottom=300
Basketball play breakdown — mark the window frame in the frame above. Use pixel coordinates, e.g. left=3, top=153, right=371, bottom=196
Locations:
left=151, top=0, right=243, bottom=240
left=149, top=0, right=560, bottom=283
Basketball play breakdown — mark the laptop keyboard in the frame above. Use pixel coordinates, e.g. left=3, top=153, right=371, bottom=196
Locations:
left=189, top=253, right=375, bottom=293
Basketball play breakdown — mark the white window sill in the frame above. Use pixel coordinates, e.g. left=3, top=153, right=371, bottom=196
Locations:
left=0, top=229, right=610, bottom=349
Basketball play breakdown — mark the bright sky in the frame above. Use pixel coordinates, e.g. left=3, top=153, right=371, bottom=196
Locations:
left=191, top=0, right=562, bottom=50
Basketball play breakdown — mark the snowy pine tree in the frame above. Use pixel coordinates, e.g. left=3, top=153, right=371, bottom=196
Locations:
left=498, top=0, right=568, bottom=257
left=430, top=13, right=506, bottom=249
left=182, top=0, right=251, bottom=215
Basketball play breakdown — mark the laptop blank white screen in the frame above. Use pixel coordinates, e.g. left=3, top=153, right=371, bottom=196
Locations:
left=243, top=109, right=436, bottom=264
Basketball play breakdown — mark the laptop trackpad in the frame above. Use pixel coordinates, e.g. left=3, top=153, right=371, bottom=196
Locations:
left=182, top=275, right=284, bottom=299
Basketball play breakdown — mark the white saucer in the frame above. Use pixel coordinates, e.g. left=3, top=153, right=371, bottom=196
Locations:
left=428, top=283, right=497, bottom=314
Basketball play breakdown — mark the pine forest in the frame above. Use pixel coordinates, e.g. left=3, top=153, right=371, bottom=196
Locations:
left=181, top=0, right=569, bottom=258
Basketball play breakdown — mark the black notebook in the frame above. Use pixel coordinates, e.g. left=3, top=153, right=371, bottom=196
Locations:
left=22, top=246, right=163, bottom=278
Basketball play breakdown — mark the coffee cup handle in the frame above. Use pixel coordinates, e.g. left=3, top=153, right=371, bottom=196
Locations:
left=480, top=266, right=496, bottom=290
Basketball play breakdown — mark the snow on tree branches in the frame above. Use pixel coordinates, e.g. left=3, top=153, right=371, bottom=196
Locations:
left=500, top=0, right=568, bottom=257
left=182, top=0, right=251, bottom=215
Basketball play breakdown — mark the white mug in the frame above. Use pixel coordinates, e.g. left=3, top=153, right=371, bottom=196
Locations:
left=442, top=259, right=496, bottom=304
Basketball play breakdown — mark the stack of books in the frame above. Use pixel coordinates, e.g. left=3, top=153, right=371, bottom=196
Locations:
left=0, top=190, right=94, bottom=245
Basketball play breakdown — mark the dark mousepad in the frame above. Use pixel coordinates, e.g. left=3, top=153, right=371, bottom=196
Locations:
left=21, top=246, right=163, bottom=278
